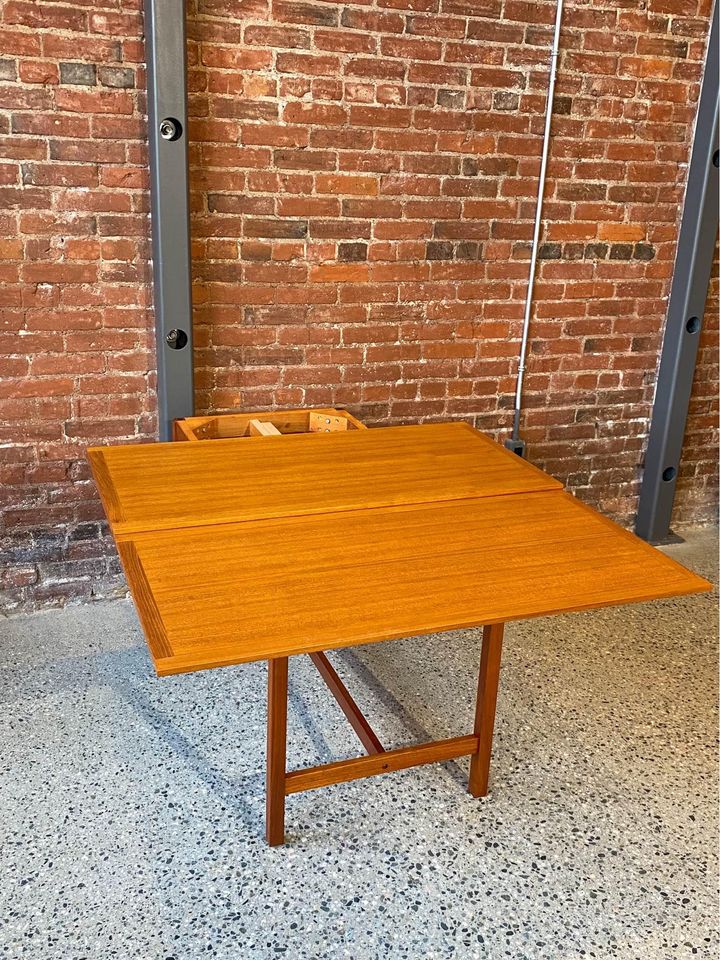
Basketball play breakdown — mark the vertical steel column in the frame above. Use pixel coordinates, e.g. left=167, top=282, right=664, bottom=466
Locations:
left=145, top=0, right=195, bottom=441
left=635, top=2, right=719, bottom=543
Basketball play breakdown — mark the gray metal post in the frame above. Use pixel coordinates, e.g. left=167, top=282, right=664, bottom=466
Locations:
left=145, top=0, right=195, bottom=441
left=635, top=1, right=719, bottom=543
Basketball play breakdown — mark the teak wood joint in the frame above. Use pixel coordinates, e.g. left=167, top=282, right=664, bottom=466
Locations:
left=265, top=624, right=505, bottom=846
left=248, top=419, right=281, bottom=438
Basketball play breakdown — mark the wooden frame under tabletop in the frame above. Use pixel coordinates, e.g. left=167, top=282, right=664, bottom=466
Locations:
left=265, top=625, right=504, bottom=846
left=174, top=407, right=366, bottom=442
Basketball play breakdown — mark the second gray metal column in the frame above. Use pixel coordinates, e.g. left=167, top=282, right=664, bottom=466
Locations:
left=635, top=3, right=719, bottom=543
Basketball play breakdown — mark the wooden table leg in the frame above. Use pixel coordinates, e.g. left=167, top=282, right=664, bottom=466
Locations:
left=468, top=622, right=504, bottom=798
left=266, top=656, right=288, bottom=846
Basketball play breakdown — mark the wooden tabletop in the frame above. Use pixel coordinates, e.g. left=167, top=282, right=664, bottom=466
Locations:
left=120, top=491, right=709, bottom=676
left=88, top=422, right=561, bottom=538
left=88, top=423, right=711, bottom=676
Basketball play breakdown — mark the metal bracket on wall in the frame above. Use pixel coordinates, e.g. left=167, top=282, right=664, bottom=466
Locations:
left=635, top=1, right=719, bottom=543
left=145, top=0, right=195, bottom=441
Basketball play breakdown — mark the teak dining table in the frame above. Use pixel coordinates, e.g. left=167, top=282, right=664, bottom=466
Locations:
left=88, top=422, right=710, bottom=845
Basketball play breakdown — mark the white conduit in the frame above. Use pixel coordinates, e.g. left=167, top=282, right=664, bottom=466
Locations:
left=511, top=0, right=566, bottom=441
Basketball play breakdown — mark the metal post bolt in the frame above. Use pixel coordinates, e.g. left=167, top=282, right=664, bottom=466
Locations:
left=166, top=328, right=188, bottom=349
left=159, top=117, right=182, bottom=141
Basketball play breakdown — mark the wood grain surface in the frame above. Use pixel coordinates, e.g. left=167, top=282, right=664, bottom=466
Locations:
left=88, top=422, right=562, bottom=538
left=118, top=491, right=711, bottom=676
left=284, top=734, right=480, bottom=794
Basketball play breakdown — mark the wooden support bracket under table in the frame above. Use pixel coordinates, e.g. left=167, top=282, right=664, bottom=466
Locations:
left=87, top=421, right=711, bottom=845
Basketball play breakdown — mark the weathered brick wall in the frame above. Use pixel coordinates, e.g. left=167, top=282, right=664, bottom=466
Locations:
left=0, top=0, right=155, bottom=609
left=0, top=0, right=716, bottom=612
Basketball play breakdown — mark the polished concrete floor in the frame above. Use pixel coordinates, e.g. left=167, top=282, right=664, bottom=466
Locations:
left=0, top=527, right=717, bottom=960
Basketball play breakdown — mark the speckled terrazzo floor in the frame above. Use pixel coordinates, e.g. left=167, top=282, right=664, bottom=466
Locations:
left=0, top=527, right=717, bottom=960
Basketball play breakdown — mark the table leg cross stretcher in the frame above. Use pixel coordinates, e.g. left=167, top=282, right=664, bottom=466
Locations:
left=266, top=634, right=500, bottom=845
left=89, top=420, right=710, bottom=845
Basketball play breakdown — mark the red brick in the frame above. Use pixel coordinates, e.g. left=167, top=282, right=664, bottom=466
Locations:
left=316, top=173, right=378, bottom=196
left=345, top=58, right=406, bottom=82
left=282, top=102, right=347, bottom=126
left=276, top=53, right=340, bottom=76
left=408, top=63, right=468, bottom=86
left=244, top=25, right=310, bottom=48
left=55, top=89, right=134, bottom=116
left=598, top=224, right=646, bottom=242
left=19, top=60, right=59, bottom=85
left=380, top=37, right=443, bottom=61
left=315, top=30, right=376, bottom=54
left=349, top=105, right=412, bottom=128
left=242, top=124, right=309, bottom=147
left=22, top=163, right=98, bottom=188
left=310, top=263, right=370, bottom=283
left=4, top=2, right=87, bottom=31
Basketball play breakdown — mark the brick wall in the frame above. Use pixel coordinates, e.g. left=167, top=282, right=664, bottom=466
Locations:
left=0, top=0, right=716, bottom=613
left=0, top=0, right=154, bottom=609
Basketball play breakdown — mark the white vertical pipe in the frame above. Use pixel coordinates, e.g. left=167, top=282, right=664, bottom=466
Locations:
left=511, top=0, right=565, bottom=440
